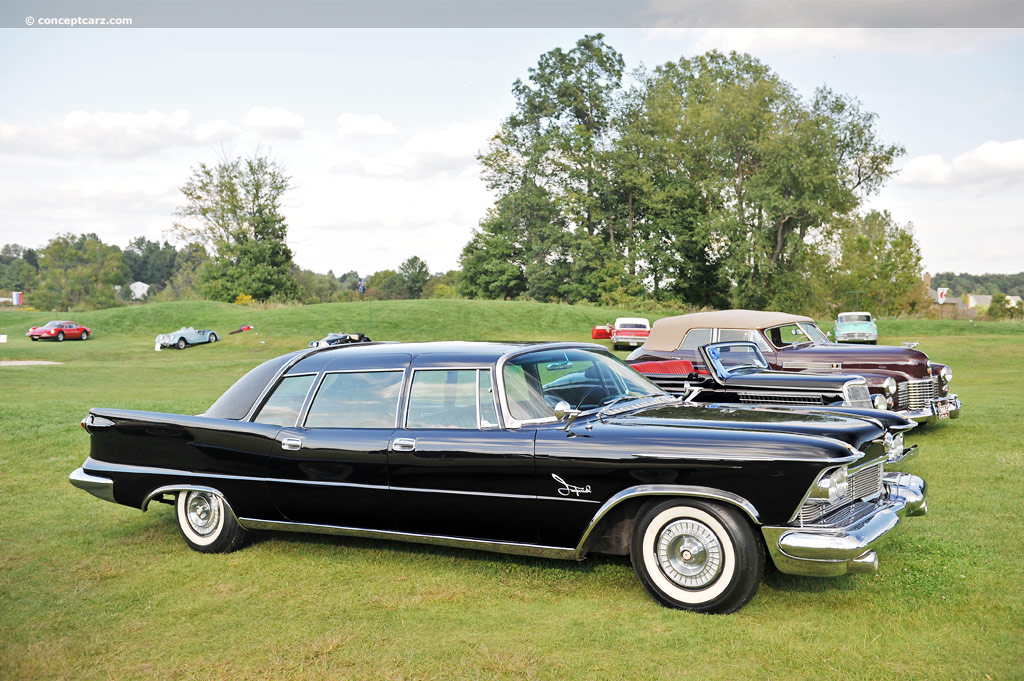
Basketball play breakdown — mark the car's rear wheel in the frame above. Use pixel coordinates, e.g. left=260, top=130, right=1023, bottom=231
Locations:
left=208, top=333, right=218, bottom=343
left=630, top=499, right=763, bottom=614
left=57, top=331, right=65, bottom=342
left=175, top=490, right=249, bottom=553
left=80, top=331, right=89, bottom=341
left=176, top=338, right=186, bottom=350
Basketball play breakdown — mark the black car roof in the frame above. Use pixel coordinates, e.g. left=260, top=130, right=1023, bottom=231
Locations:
left=286, top=340, right=606, bottom=374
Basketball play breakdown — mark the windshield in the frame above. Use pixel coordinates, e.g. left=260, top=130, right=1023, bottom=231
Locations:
left=839, top=314, right=872, bottom=323
left=767, top=322, right=830, bottom=347
left=704, top=342, right=770, bottom=377
left=43, top=321, right=60, bottom=328
left=503, top=347, right=666, bottom=421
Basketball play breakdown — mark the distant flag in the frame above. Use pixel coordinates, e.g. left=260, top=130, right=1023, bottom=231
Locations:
left=358, top=278, right=365, bottom=294
left=12, top=292, right=22, bottom=306
left=937, top=288, right=949, bottom=304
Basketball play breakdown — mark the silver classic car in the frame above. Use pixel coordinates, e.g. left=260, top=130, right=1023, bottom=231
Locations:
left=155, top=326, right=219, bottom=350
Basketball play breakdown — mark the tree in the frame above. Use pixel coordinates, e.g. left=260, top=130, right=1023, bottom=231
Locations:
left=172, top=153, right=297, bottom=302
left=123, top=237, right=178, bottom=290
left=399, top=256, right=431, bottom=299
left=32, top=233, right=127, bottom=311
left=988, top=292, right=1010, bottom=320
left=828, top=211, right=930, bottom=316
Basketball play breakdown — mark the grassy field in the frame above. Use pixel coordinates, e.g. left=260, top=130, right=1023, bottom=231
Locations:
left=1, top=300, right=1022, bottom=680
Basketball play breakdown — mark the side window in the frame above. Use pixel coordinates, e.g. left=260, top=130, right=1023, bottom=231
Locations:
left=407, top=369, right=479, bottom=429
left=718, top=329, right=749, bottom=342
left=679, top=328, right=714, bottom=351
left=253, top=374, right=315, bottom=427
left=305, top=371, right=403, bottom=428
left=479, top=370, right=500, bottom=428
left=769, top=324, right=810, bottom=347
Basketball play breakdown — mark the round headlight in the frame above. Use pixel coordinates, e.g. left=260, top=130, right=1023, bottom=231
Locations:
left=810, top=466, right=849, bottom=504
left=940, top=366, right=953, bottom=383
left=883, top=377, right=897, bottom=395
left=872, top=394, right=888, bottom=410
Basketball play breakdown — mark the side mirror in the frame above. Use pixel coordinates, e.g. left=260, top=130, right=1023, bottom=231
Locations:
left=827, top=331, right=832, bottom=339
left=553, top=400, right=582, bottom=430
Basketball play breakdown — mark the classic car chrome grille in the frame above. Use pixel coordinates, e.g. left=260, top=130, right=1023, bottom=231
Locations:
left=796, top=461, right=884, bottom=525
left=737, top=393, right=823, bottom=406
left=897, top=377, right=938, bottom=410
left=843, top=383, right=873, bottom=408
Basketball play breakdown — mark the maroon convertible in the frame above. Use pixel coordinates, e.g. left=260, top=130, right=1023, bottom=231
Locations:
left=627, top=310, right=960, bottom=424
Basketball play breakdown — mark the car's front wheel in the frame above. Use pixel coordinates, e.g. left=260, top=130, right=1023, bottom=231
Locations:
left=57, top=331, right=65, bottom=342
left=175, top=490, right=249, bottom=553
left=630, top=499, right=763, bottom=614
left=176, top=338, right=187, bottom=350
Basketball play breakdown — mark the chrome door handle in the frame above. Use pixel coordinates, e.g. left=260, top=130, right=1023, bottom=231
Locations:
left=280, top=437, right=302, bottom=451
left=392, top=437, right=416, bottom=452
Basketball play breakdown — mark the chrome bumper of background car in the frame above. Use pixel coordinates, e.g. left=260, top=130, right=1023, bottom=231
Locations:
left=901, top=394, right=961, bottom=423
left=836, top=333, right=877, bottom=342
left=762, top=472, right=926, bottom=577
left=69, top=467, right=116, bottom=504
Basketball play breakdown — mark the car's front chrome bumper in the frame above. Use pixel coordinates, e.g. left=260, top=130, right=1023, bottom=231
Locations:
left=835, top=332, right=877, bottom=342
left=901, top=394, right=961, bottom=423
left=69, top=467, right=116, bottom=504
left=762, top=472, right=927, bottom=577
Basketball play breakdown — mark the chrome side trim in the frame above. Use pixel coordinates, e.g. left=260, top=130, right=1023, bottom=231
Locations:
left=69, top=467, right=116, bottom=503
left=237, top=518, right=578, bottom=560
left=79, top=458, right=601, bottom=504
left=573, top=484, right=761, bottom=559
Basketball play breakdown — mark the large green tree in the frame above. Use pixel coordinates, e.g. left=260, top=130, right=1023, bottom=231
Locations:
left=172, top=153, right=297, bottom=302
left=32, top=233, right=127, bottom=311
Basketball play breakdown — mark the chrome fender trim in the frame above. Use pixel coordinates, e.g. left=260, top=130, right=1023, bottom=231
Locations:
left=142, top=484, right=229, bottom=511
left=574, top=484, right=761, bottom=559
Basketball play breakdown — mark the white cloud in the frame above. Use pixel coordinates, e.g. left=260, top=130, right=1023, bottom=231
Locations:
left=242, top=106, right=305, bottom=138
left=646, top=28, right=1015, bottom=56
left=337, top=113, right=399, bottom=138
left=0, top=109, right=239, bottom=158
left=329, top=120, right=496, bottom=178
left=898, top=139, right=1024, bottom=188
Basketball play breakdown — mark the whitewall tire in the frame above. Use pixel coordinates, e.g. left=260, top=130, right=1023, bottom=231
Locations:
left=175, top=490, right=248, bottom=553
left=630, top=499, right=763, bottom=614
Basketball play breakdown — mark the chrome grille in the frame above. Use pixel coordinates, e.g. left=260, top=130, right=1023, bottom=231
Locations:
left=897, top=377, right=938, bottom=410
left=738, top=393, right=824, bottom=406
left=646, top=376, right=692, bottom=395
left=843, top=382, right=873, bottom=408
left=796, top=461, right=884, bottom=525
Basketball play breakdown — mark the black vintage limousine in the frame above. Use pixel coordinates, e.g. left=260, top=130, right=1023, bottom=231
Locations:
left=70, top=341, right=927, bottom=614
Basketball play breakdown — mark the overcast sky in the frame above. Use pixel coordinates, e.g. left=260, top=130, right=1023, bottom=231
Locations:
left=1, top=28, right=1021, bottom=278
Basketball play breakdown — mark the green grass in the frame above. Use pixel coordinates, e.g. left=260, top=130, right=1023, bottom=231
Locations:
left=1, top=300, right=1022, bottom=680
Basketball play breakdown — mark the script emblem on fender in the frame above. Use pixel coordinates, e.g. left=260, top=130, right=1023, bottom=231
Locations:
left=552, top=473, right=592, bottom=497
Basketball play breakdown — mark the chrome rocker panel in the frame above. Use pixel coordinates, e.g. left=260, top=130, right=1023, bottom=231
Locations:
left=762, top=472, right=927, bottom=577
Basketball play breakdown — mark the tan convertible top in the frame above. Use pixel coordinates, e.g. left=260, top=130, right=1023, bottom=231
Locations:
left=644, top=310, right=815, bottom=351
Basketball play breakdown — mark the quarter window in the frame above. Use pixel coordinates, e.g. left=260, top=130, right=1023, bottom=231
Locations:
left=253, top=374, right=315, bottom=427
left=305, top=371, right=403, bottom=428
left=679, top=328, right=713, bottom=351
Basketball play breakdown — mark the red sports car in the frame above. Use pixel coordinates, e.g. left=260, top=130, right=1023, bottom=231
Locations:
left=27, top=320, right=91, bottom=342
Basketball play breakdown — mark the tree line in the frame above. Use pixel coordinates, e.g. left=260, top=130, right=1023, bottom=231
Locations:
left=457, top=36, right=931, bottom=317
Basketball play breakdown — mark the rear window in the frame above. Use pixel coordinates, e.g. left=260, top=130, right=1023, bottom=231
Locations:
left=205, top=352, right=302, bottom=420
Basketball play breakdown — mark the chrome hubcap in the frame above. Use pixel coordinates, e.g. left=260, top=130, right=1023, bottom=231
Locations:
left=185, top=491, right=221, bottom=536
left=656, top=519, right=723, bottom=589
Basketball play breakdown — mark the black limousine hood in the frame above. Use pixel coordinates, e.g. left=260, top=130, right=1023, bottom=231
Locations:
left=610, top=402, right=884, bottom=450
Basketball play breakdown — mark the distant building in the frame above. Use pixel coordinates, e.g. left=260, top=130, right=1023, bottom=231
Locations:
left=923, top=273, right=969, bottom=318
left=129, top=282, right=151, bottom=300
left=966, top=293, right=992, bottom=309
